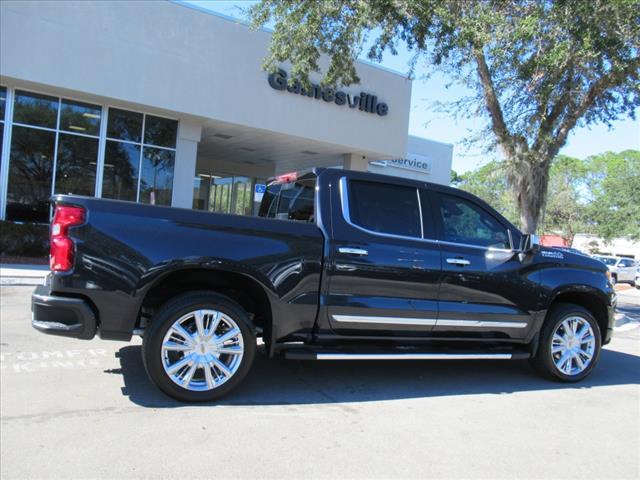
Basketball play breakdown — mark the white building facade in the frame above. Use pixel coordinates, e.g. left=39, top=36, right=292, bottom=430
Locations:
left=572, top=234, right=640, bottom=259
left=0, top=0, right=452, bottom=223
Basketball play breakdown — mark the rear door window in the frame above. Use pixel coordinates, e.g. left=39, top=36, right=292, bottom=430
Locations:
left=348, top=180, right=422, bottom=238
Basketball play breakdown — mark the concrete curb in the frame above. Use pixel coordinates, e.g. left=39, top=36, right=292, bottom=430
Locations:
left=0, top=265, right=49, bottom=287
left=1, top=277, right=45, bottom=286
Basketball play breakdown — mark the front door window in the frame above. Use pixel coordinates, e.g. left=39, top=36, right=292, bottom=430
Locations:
left=438, top=193, right=511, bottom=249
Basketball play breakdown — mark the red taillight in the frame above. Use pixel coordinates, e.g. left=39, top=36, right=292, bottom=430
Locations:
left=50, top=205, right=85, bottom=272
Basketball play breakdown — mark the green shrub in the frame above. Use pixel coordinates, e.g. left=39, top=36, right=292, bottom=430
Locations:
left=0, top=221, right=49, bottom=257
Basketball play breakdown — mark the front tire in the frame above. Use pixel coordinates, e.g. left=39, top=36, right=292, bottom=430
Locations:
left=142, top=291, right=256, bottom=402
left=531, top=303, right=601, bottom=382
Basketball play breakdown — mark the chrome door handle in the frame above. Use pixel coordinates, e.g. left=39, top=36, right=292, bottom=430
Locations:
left=338, top=247, right=368, bottom=256
left=446, top=258, right=470, bottom=266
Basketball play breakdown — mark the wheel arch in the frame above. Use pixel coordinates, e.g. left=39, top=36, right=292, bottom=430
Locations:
left=548, top=289, right=609, bottom=342
left=138, top=267, right=275, bottom=350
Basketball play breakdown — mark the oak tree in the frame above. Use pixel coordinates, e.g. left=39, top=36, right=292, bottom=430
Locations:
left=249, top=0, right=640, bottom=232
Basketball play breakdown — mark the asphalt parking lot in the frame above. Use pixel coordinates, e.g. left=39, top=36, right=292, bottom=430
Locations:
left=1, top=285, right=639, bottom=479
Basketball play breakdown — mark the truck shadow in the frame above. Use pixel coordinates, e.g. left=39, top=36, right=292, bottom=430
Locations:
left=112, top=345, right=640, bottom=408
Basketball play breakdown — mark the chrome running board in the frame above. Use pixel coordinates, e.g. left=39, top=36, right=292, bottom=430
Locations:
left=283, top=349, right=529, bottom=361
left=314, top=352, right=514, bottom=360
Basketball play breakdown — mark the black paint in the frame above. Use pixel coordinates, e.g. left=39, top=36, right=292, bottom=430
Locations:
left=33, top=169, right=615, bottom=357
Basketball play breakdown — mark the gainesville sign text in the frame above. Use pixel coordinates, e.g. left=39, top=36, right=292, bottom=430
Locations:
left=268, top=69, right=389, bottom=117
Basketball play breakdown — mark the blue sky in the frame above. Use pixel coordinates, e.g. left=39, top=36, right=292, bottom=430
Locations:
left=184, top=0, right=640, bottom=173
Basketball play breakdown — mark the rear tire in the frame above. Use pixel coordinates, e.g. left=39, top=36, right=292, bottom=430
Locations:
left=142, top=291, right=256, bottom=402
left=531, top=303, right=601, bottom=382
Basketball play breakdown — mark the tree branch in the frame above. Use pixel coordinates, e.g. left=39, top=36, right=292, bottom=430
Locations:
left=473, top=48, right=516, bottom=157
left=532, top=61, right=576, bottom=154
left=546, top=58, right=640, bottom=160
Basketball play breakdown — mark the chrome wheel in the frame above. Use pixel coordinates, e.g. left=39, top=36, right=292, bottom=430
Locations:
left=551, top=316, right=596, bottom=376
left=161, top=309, right=244, bottom=391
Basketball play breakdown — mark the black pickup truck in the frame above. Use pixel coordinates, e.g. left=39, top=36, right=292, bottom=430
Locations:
left=32, top=168, right=616, bottom=402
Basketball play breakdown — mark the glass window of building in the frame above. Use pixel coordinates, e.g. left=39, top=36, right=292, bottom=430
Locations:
left=55, top=134, right=99, bottom=197
left=192, top=174, right=213, bottom=210
left=103, top=109, right=177, bottom=206
left=139, top=147, right=175, bottom=206
left=1, top=88, right=179, bottom=221
left=13, top=90, right=58, bottom=129
left=60, top=99, right=101, bottom=136
left=5, top=90, right=102, bottom=222
left=0, top=86, right=6, bottom=120
left=144, top=115, right=178, bottom=148
left=102, top=141, right=141, bottom=202
left=107, top=108, right=143, bottom=142
left=6, top=127, right=56, bottom=223
left=0, top=86, right=6, bottom=171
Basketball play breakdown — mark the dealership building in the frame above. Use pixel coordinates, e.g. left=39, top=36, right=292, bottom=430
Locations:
left=0, top=1, right=452, bottom=224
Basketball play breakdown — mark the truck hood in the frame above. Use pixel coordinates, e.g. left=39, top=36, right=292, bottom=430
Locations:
left=545, top=247, right=608, bottom=273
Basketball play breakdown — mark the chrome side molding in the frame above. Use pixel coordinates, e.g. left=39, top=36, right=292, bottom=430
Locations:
left=331, top=315, right=527, bottom=329
left=437, top=319, right=528, bottom=328
left=332, top=315, right=437, bottom=326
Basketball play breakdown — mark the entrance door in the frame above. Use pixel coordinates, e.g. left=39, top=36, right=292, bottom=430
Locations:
left=203, top=176, right=256, bottom=215
left=210, top=177, right=233, bottom=213
left=230, top=177, right=255, bottom=216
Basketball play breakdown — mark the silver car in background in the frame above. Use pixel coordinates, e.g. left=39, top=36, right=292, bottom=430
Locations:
left=593, top=255, right=637, bottom=286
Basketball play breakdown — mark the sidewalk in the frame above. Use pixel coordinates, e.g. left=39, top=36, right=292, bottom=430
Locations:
left=0, top=264, right=49, bottom=286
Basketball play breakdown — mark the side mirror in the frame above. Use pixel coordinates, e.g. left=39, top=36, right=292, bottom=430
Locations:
left=518, top=233, right=540, bottom=261
left=521, top=233, right=540, bottom=253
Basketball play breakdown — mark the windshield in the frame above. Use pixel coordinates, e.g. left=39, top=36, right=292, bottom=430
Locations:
left=595, top=256, right=617, bottom=266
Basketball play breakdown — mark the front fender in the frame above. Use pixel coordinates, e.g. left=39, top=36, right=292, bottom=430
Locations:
left=541, top=266, right=614, bottom=307
left=538, top=265, right=616, bottom=345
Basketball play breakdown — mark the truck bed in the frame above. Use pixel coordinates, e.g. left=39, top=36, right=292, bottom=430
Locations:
left=41, top=195, right=324, bottom=344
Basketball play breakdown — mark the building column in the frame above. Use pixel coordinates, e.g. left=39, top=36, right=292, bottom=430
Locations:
left=342, top=153, right=369, bottom=172
left=171, top=119, right=202, bottom=209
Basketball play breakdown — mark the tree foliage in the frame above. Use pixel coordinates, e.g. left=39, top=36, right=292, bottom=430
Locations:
left=249, top=0, right=640, bottom=233
left=538, top=155, right=590, bottom=243
left=456, top=150, right=640, bottom=241
left=585, top=150, right=640, bottom=240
